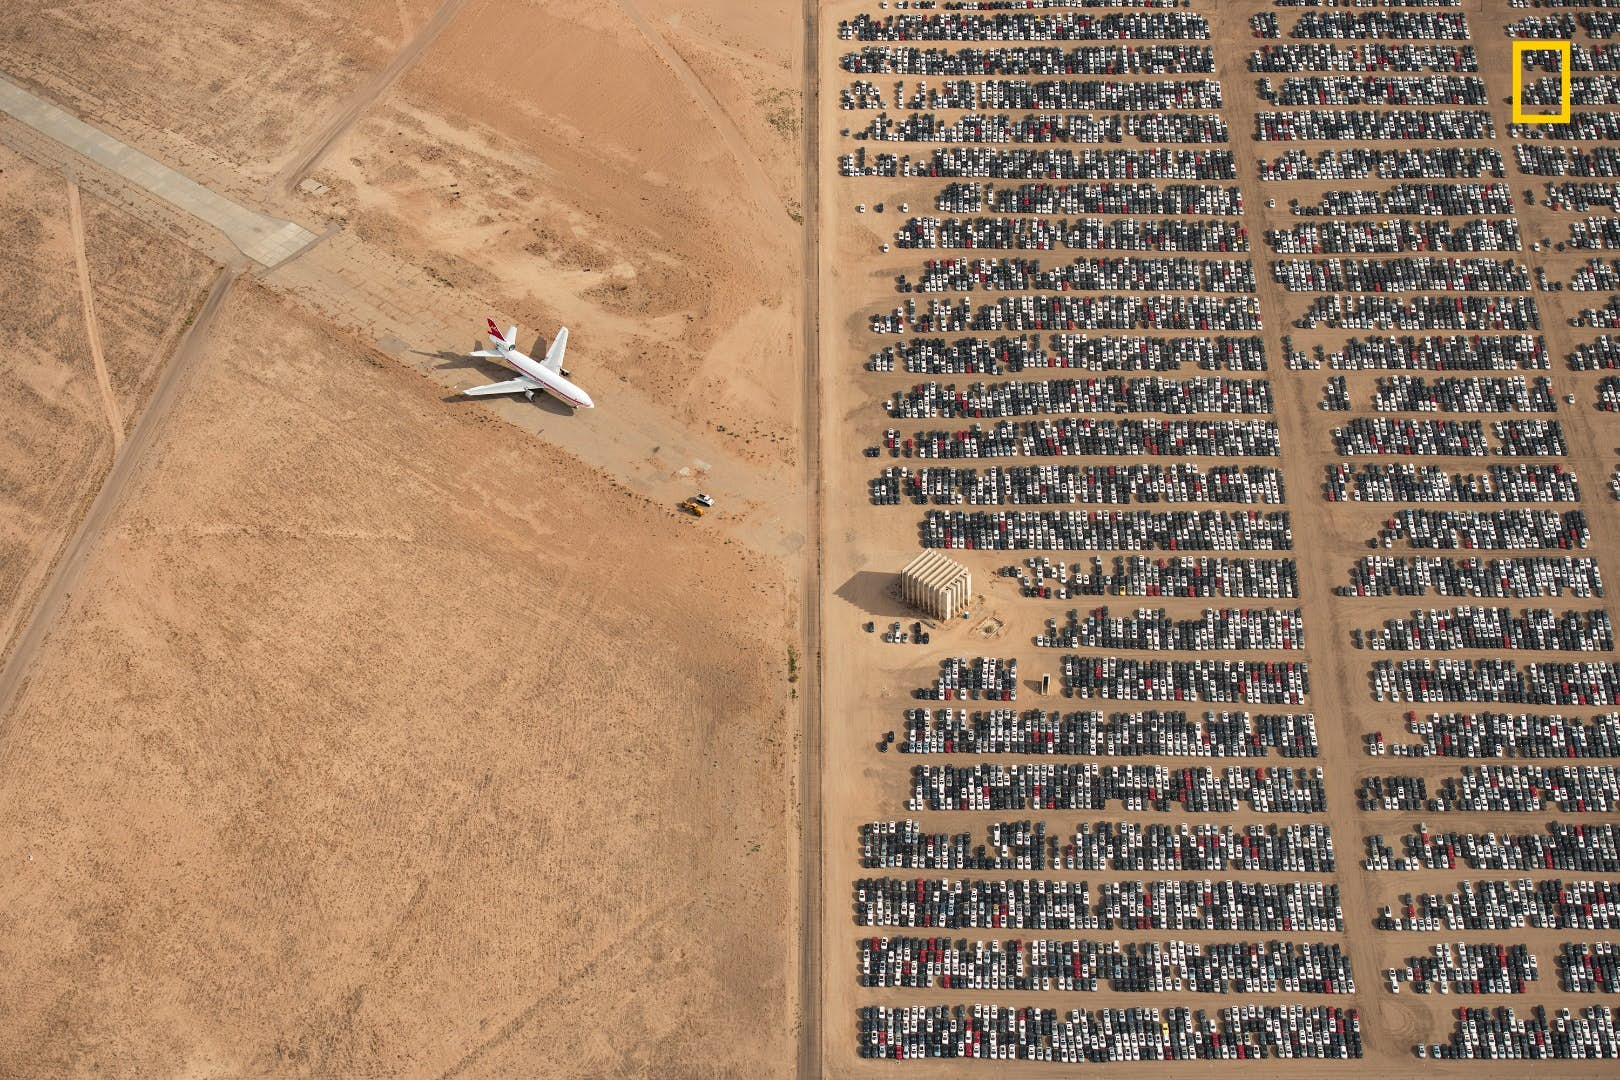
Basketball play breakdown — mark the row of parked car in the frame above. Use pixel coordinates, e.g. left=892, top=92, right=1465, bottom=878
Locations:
left=1307, top=333, right=1547, bottom=371
left=1338, top=554, right=1604, bottom=599
left=876, top=291, right=1263, bottom=334
left=1273, top=256, right=1530, bottom=294
left=937, top=179, right=1243, bottom=216
left=923, top=508, right=1295, bottom=552
left=1528, top=75, right=1620, bottom=108
left=1361, top=765, right=1620, bottom=813
left=1437, top=765, right=1620, bottom=814
left=1389, top=943, right=1538, bottom=996
left=840, top=42, right=1216, bottom=76
left=1258, top=146, right=1504, bottom=182
left=1371, top=658, right=1620, bottom=705
left=1333, top=417, right=1567, bottom=456
left=848, top=75, right=1223, bottom=112
left=1005, top=554, right=1300, bottom=599
left=1247, top=41, right=1477, bottom=74
left=1380, top=710, right=1620, bottom=760
left=1514, top=111, right=1620, bottom=144
left=1060, top=656, right=1310, bottom=705
left=854, top=109, right=1228, bottom=146
left=884, top=375, right=1273, bottom=420
left=893, top=417, right=1282, bottom=460
left=1542, top=181, right=1620, bottom=214
left=1294, top=182, right=1515, bottom=218
left=1039, top=605, right=1304, bottom=651
left=840, top=10, right=1212, bottom=43
left=1358, top=605, right=1612, bottom=652
left=1327, top=462, right=1581, bottom=504
left=1270, top=218, right=1521, bottom=255
left=1297, top=293, right=1540, bottom=331
left=1373, top=508, right=1590, bottom=551
left=1519, top=144, right=1620, bottom=180
left=1570, top=336, right=1620, bottom=369
left=1569, top=259, right=1620, bottom=293
left=871, top=333, right=1267, bottom=375
left=915, top=655, right=1018, bottom=701
left=1573, top=296, right=1620, bottom=329
left=1256, top=108, right=1492, bottom=142
left=858, top=1003, right=1362, bottom=1061
left=1376, top=877, right=1620, bottom=932
left=1565, top=214, right=1620, bottom=251
left=1262, top=73, right=1487, bottom=107
left=900, top=706, right=1319, bottom=757
left=1275, top=8, right=1469, bottom=41
left=842, top=144, right=1240, bottom=181
left=855, top=875, right=1344, bottom=931
left=1428, top=1005, right=1618, bottom=1060
left=1558, top=943, right=1620, bottom=994
left=894, top=214, right=1248, bottom=252
left=861, top=935, right=1354, bottom=994
left=1368, top=822, right=1620, bottom=873
left=863, top=819, right=1337, bottom=872
left=898, top=255, right=1256, bottom=295
left=874, top=462, right=1287, bottom=507
left=907, top=760, right=1324, bottom=813
left=1367, top=374, right=1556, bottom=413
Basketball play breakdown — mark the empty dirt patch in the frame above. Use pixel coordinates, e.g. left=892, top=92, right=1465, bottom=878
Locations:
left=0, top=283, right=794, bottom=1078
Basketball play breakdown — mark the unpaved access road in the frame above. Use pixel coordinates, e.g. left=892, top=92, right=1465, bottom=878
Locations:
left=272, top=0, right=470, bottom=196
left=0, top=260, right=241, bottom=726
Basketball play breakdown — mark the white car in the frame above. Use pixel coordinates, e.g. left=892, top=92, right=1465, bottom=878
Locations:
left=693, top=493, right=715, bottom=507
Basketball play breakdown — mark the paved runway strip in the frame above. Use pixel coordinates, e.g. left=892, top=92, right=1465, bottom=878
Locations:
left=0, top=75, right=314, bottom=267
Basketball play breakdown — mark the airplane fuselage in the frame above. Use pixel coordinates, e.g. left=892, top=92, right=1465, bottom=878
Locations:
left=497, top=346, right=595, bottom=409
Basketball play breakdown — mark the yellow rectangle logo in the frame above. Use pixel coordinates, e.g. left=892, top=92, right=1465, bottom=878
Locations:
left=1513, top=40, right=1572, bottom=124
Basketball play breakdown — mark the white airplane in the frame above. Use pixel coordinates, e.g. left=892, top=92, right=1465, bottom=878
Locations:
left=464, top=319, right=595, bottom=409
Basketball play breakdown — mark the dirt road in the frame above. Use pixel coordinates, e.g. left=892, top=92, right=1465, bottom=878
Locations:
left=794, top=0, right=825, bottom=1075
left=0, top=260, right=240, bottom=726
left=65, top=176, right=122, bottom=449
left=272, top=0, right=470, bottom=195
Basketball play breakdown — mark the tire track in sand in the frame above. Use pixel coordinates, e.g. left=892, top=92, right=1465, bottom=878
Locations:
left=66, top=176, right=122, bottom=450
left=613, top=0, right=789, bottom=220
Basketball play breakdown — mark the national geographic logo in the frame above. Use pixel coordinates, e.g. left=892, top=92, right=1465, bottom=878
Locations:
left=1513, top=40, right=1573, bottom=125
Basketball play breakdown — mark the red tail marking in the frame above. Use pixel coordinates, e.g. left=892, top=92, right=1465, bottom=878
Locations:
left=487, top=318, right=505, bottom=343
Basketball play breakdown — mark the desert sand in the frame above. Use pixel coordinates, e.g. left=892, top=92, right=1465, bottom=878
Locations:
left=0, top=280, right=796, bottom=1076
left=0, top=0, right=810, bottom=1076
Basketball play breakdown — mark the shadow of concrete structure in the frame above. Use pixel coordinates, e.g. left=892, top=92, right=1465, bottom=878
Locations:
left=834, top=570, right=915, bottom=621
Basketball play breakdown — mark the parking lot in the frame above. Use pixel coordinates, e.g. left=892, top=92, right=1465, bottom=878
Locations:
left=821, top=0, right=1620, bottom=1070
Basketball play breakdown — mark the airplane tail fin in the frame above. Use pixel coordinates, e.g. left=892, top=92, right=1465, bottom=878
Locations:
left=544, top=326, right=569, bottom=373
left=486, top=318, right=510, bottom=349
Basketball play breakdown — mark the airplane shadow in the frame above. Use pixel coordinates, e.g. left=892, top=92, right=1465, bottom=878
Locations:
left=415, top=344, right=488, bottom=373
left=528, top=394, right=576, bottom=417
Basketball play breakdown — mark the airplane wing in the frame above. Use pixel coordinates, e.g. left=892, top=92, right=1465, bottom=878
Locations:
left=463, top=377, right=540, bottom=397
left=543, top=327, right=569, bottom=373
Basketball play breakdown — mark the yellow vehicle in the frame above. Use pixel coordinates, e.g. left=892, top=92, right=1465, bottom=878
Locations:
left=680, top=499, right=706, bottom=517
